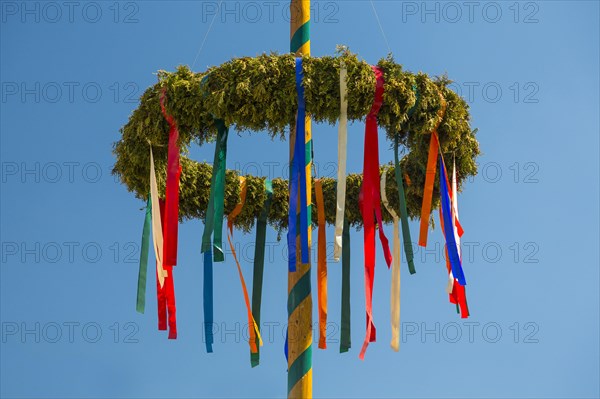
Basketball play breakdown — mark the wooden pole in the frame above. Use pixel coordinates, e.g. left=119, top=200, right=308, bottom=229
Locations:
left=288, top=1, right=312, bottom=398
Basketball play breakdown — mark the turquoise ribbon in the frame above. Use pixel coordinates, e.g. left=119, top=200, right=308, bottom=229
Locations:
left=136, top=195, right=151, bottom=314
left=394, top=135, right=416, bottom=274
left=340, top=217, right=351, bottom=353
left=201, top=119, right=229, bottom=262
left=250, top=179, right=273, bottom=367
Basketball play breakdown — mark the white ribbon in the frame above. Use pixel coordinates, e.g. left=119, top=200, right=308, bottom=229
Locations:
left=381, top=170, right=400, bottom=351
left=149, top=147, right=167, bottom=287
left=333, top=62, right=348, bottom=262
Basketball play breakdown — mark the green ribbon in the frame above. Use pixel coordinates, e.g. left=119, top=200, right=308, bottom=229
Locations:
left=394, top=135, right=416, bottom=274
left=201, top=119, right=229, bottom=262
left=250, top=179, right=273, bottom=367
left=340, top=217, right=351, bottom=353
left=136, top=195, right=152, bottom=314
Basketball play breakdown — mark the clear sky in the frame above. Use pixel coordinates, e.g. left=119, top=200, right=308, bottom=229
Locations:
left=1, top=1, right=599, bottom=398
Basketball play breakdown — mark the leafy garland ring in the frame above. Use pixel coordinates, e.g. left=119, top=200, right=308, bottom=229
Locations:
left=113, top=52, right=480, bottom=233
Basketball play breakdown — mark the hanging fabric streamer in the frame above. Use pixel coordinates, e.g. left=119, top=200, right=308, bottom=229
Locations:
left=439, top=208, right=469, bottom=318
left=149, top=147, right=167, bottom=288
left=212, top=120, right=229, bottom=262
left=394, top=135, right=416, bottom=274
left=156, top=257, right=167, bottom=331
left=439, top=155, right=466, bottom=286
left=334, top=61, right=348, bottom=262
left=156, top=199, right=177, bottom=339
left=288, top=57, right=310, bottom=271
left=227, top=177, right=263, bottom=353
left=418, top=90, right=447, bottom=248
left=418, top=132, right=439, bottom=247
left=315, top=179, right=328, bottom=349
left=450, top=158, right=469, bottom=317
left=163, top=263, right=177, bottom=339
left=136, top=195, right=151, bottom=314
left=359, top=66, right=393, bottom=361
left=159, top=88, right=181, bottom=267
left=381, top=171, right=401, bottom=352
left=201, top=119, right=229, bottom=262
left=251, top=179, right=273, bottom=367
left=203, top=249, right=214, bottom=353
left=340, top=217, right=351, bottom=353
left=200, top=120, right=225, bottom=353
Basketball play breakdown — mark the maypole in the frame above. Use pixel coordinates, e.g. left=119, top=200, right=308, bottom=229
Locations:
left=288, top=1, right=313, bottom=398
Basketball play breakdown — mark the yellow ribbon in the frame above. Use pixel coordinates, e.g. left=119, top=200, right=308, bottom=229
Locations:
left=149, top=146, right=167, bottom=287
left=381, top=171, right=401, bottom=351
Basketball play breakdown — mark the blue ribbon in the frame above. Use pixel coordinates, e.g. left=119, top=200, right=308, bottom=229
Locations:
left=439, top=156, right=466, bottom=286
left=288, top=57, right=310, bottom=271
left=284, top=330, right=289, bottom=363
left=203, top=249, right=214, bottom=353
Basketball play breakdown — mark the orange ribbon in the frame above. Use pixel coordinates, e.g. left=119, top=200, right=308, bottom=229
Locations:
left=227, top=177, right=263, bottom=353
left=315, top=179, right=328, bottom=349
left=418, top=90, right=447, bottom=247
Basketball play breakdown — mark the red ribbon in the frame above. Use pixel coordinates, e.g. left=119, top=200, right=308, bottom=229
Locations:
left=359, top=66, right=393, bottom=360
left=157, top=198, right=177, bottom=338
left=160, top=88, right=180, bottom=268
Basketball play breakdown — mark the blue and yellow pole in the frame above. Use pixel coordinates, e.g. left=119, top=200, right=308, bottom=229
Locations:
left=288, top=1, right=312, bottom=398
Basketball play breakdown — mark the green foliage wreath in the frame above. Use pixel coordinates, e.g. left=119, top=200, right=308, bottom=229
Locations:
left=113, top=51, right=480, bottom=233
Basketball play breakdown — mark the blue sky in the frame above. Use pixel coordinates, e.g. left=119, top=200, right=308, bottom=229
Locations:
left=1, top=1, right=599, bottom=398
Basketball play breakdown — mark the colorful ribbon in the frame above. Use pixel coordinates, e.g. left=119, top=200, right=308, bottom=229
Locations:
left=418, top=90, right=447, bottom=247
left=359, top=66, right=393, bottom=360
left=315, top=179, right=328, bottom=349
left=159, top=88, right=180, bottom=267
left=288, top=57, right=310, bottom=271
left=136, top=195, right=151, bottom=314
left=340, top=217, right=351, bottom=353
left=227, top=177, right=263, bottom=354
left=439, top=155, right=466, bottom=286
left=201, top=119, right=229, bottom=262
left=439, top=208, right=469, bottom=318
left=203, top=249, right=214, bottom=353
left=334, top=61, right=348, bottom=262
left=149, top=147, right=166, bottom=288
left=381, top=171, right=401, bottom=352
left=156, top=199, right=177, bottom=339
left=418, top=132, right=439, bottom=247
left=450, top=159, right=470, bottom=317
left=394, top=136, right=416, bottom=274
left=251, top=179, right=273, bottom=367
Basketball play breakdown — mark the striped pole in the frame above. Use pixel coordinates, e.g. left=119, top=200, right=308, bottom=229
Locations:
left=288, top=1, right=312, bottom=398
